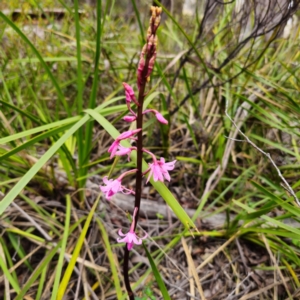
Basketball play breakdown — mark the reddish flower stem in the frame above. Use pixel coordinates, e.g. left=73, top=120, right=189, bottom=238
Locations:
left=123, top=48, right=151, bottom=300
left=123, top=6, right=161, bottom=299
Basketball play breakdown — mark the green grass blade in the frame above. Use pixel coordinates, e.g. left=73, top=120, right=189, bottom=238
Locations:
left=6, top=232, right=33, bottom=271
left=51, top=195, right=71, bottom=300
left=0, top=99, right=40, bottom=125
left=0, top=116, right=89, bottom=215
left=0, top=117, right=79, bottom=145
left=143, top=243, right=171, bottom=300
left=131, top=0, right=145, bottom=43
left=15, top=243, right=61, bottom=300
left=74, top=0, right=84, bottom=114
left=0, top=242, right=20, bottom=294
left=35, top=254, right=48, bottom=300
left=97, top=218, right=122, bottom=300
left=0, top=12, right=69, bottom=115
left=0, top=239, right=20, bottom=293
left=57, top=196, right=100, bottom=299
left=81, top=0, right=103, bottom=190
left=0, top=123, right=72, bottom=162
left=74, top=0, right=85, bottom=196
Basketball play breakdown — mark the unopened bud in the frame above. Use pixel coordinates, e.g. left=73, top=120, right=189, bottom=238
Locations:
left=147, top=34, right=155, bottom=53
left=137, top=56, right=145, bottom=89
left=146, top=54, right=156, bottom=78
left=147, top=27, right=152, bottom=41
left=150, top=6, right=156, bottom=18
left=123, top=115, right=137, bottom=122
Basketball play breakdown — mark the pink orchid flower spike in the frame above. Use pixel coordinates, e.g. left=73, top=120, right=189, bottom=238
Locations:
left=117, top=207, right=148, bottom=250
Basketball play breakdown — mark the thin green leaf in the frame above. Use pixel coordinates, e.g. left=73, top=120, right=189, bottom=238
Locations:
left=57, top=197, right=100, bottom=299
left=0, top=12, right=69, bottom=115
left=143, top=243, right=171, bottom=300
left=0, top=116, right=89, bottom=215
left=51, top=195, right=71, bottom=300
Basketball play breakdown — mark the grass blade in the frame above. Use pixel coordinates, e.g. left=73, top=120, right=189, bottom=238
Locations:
left=57, top=196, right=100, bottom=299
left=0, top=12, right=69, bottom=115
left=51, top=195, right=71, bottom=300
left=143, top=243, right=171, bottom=300
left=0, top=116, right=89, bottom=215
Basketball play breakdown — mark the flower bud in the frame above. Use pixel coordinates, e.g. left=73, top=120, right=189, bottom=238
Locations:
left=155, top=112, right=168, bottom=124
left=123, top=115, right=137, bottom=122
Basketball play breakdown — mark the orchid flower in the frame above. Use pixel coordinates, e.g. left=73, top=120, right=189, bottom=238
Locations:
left=100, top=170, right=137, bottom=200
left=146, top=157, right=176, bottom=183
left=115, top=145, right=136, bottom=161
left=108, top=129, right=141, bottom=159
left=117, top=207, right=147, bottom=250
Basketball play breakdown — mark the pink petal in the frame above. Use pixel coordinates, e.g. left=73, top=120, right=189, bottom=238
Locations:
left=122, top=82, right=135, bottom=98
left=117, top=236, right=127, bottom=243
left=102, top=176, right=111, bottom=185
left=153, top=164, right=164, bottom=182
left=123, top=115, right=137, bottom=122
left=108, top=140, right=119, bottom=153
left=162, top=160, right=177, bottom=171
left=162, top=171, right=171, bottom=182
left=125, top=91, right=131, bottom=103
left=108, top=141, right=120, bottom=159
left=127, top=242, right=134, bottom=250
left=146, top=166, right=153, bottom=184
left=115, top=145, right=131, bottom=156
left=155, top=112, right=168, bottom=124
left=132, top=235, right=142, bottom=245
left=118, top=229, right=126, bottom=237
left=118, top=129, right=141, bottom=140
